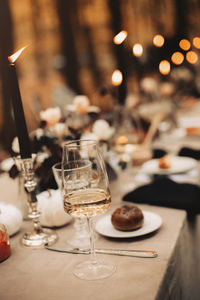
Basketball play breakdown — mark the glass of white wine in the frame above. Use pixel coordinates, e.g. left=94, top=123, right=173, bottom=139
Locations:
left=52, top=162, right=91, bottom=248
left=62, top=139, right=116, bottom=280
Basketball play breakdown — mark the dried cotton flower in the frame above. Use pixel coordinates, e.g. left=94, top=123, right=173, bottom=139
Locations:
left=40, top=107, right=61, bottom=127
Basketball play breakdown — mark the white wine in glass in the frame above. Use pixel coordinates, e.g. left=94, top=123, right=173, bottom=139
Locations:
left=52, top=162, right=91, bottom=248
left=62, top=139, right=116, bottom=280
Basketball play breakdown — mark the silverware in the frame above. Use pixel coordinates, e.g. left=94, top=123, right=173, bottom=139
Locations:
left=44, top=244, right=157, bottom=258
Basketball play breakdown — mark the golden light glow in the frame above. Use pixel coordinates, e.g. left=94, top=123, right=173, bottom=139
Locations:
left=171, top=52, right=184, bottom=65
left=113, top=30, right=128, bottom=45
left=112, top=70, right=123, bottom=86
left=132, top=43, right=143, bottom=57
left=179, top=39, right=191, bottom=51
left=186, top=51, right=198, bottom=64
left=193, top=37, right=200, bottom=49
left=8, top=46, right=27, bottom=64
left=159, top=60, right=170, bottom=75
left=153, top=34, right=165, bottom=47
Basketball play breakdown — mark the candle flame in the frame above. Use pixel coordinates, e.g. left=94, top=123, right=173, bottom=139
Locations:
left=8, top=46, right=27, bottom=64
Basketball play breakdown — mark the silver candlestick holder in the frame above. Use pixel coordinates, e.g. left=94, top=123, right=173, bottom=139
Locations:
left=19, top=157, right=58, bottom=247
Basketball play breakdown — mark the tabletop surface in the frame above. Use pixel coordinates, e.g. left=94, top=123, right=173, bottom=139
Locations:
left=0, top=169, right=186, bottom=300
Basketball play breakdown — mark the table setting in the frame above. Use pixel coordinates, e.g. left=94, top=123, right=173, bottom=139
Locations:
left=1, top=48, right=200, bottom=299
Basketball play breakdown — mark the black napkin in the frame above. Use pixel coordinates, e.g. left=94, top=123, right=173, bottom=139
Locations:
left=123, top=176, right=200, bottom=214
left=152, top=148, right=167, bottom=159
left=178, top=147, right=200, bottom=160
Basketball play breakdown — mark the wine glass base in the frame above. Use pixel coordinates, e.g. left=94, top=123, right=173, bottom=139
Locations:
left=22, top=228, right=58, bottom=248
left=73, top=259, right=116, bottom=280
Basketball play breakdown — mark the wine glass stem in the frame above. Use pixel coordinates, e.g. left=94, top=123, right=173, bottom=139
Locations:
left=87, top=217, right=97, bottom=264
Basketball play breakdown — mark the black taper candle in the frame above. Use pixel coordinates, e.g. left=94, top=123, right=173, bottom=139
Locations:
left=8, top=59, right=31, bottom=158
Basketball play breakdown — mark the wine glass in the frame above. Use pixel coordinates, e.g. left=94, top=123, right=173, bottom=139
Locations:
left=61, top=139, right=116, bottom=280
left=52, top=162, right=91, bottom=248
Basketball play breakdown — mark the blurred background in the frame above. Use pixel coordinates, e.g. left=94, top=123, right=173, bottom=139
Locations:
left=1, top=0, right=200, bottom=155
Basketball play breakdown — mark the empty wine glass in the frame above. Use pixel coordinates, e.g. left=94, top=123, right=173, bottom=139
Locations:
left=62, top=139, right=116, bottom=280
left=52, top=162, right=91, bottom=248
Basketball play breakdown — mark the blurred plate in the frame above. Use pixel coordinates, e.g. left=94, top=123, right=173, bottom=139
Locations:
left=95, top=211, right=162, bottom=238
left=141, top=156, right=197, bottom=175
left=0, top=158, right=13, bottom=172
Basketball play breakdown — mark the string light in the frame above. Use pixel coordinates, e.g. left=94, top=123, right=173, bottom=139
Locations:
left=132, top=43, right=143, bottom=57
left=171, top=52, right=184, bottom=65
left=179, top=39, right=191, bottom=51
left=153, top=34, right=165, bottom=47
left=111, top=70, right=123, bottom=86
left=159, top=60, right=170, bottom=75
left=193, top=37, right=200, bottom=49
left=186, top=51, right=198, bottom=64
left=113, top=31, right=128, bottom=45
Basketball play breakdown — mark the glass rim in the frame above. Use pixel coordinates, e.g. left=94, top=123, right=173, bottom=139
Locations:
left=63, top=159, right=92, bottom=171
left=52, top=162, right=62, bottom=170
left=63, top=139, right=98, bottom=148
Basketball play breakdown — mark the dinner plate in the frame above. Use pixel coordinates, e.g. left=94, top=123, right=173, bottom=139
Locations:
left=95, top=211, right=162, bottom=238
left=141, top=156, right=197, bottom=175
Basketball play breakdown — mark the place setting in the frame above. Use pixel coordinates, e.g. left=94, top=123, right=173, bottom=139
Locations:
left=2, top=2, right=200, bottom=299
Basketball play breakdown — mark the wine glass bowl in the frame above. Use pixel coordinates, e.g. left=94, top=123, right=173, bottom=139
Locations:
left=52, top=162, right=91, bottom=248
left=62, top=139, right=116, bottom=280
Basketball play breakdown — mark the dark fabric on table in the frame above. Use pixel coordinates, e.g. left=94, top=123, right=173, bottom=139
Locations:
left=178, top=147, right=200, bottom=160
left=152, top=148, right=167, bottom=159
left=123, top=176, right=200, bottom=213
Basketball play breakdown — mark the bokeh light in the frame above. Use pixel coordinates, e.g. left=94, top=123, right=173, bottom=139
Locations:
left=186, top=51, right=198, bottom=64
left=179, top=39, right=191, bottom=51
left=113, top=30, right=128, bottom=45
left=153, top=34, right=165, bottom=47
left=112, top=70, right=123, bottom=86
left=171, top=52, right=184, bottom=65
left=132, top=43, right=143, bottom=57
left=193, top=37, right=200, bottom=49
left=159, top=60, right=171, bottom=75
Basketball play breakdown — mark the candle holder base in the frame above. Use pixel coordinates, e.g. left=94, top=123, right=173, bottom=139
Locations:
left=19, top=157, right=58, bottom=248
left=22, top=228, right=58, bottom=248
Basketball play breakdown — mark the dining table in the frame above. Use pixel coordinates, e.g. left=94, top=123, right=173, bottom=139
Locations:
left=1, top=138, right=200, bottom=300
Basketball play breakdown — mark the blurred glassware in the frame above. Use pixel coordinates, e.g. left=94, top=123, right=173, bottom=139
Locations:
left=61, top=139, right=115, bottom=280
left=112, top=105, right=143, bottom=154
left=66, top=110, right=90, bottom=135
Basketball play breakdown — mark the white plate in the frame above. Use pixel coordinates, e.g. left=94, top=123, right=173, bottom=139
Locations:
left=141, top=156, right=197, bottom=175
left=95, top=211, right=162, bottom=238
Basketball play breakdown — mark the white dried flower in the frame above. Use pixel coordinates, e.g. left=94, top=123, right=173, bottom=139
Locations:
left=12, top=137, right=20, bottom=154
left=52, top=123, right=66, bottom=138
left=34, top=128, right=45, bottom=139
left=140, top=77, right=158, bottom=94
left=81, top=132, right=98, bottom=141
left=92, top=119, right=115, bottom=141
left=159, top=82, right=175, bottom=97
left=40, top=107, right=61, bottom=127
left=73, top=95, right=90, bottom=114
